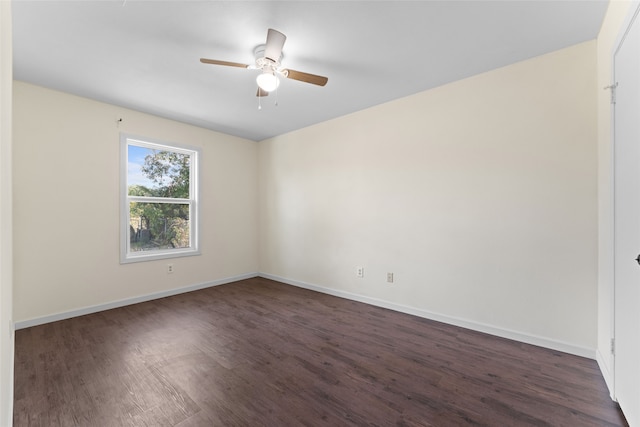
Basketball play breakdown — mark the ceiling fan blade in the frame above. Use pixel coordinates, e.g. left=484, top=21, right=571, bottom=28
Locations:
left=283, top=69, right=328, bottom=86
left=264, top=29, right=286, bottom=62
left=256, top=87, right=269, bottom=97
left=200, top=58, right=250, bottom=68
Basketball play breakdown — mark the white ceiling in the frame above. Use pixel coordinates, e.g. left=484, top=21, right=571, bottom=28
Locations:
left=12, top=0, right=608, bottom=142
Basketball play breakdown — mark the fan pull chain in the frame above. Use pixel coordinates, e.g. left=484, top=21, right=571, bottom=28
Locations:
left=258, top=94, right=262, bottom=110
left=275, top=84, right=279, bottom=107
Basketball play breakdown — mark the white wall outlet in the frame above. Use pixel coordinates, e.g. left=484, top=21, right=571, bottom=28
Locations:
left=356, top=267, right=364, bottom=278
left=387, top=272, right=394, bottom=283
left=167, top=264, right=174, bottom=274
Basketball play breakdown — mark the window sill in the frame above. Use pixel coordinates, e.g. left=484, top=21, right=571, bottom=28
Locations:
left=120, top=248, right=201, bottom=264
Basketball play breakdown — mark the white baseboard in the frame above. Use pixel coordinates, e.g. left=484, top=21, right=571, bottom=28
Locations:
left=596, top=348, right=615, bottom=399
left=13, top=272, right=259, bottom=330
left=14, top=271, right=597, bottom=360
left=259, top=273, right=596, bottom=360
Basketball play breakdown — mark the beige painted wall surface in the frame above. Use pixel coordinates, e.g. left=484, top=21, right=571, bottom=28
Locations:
left=596, top=0, right=635, bottom=394
left=13, top=82, right=258, bottom=323
left=259, top=41, right=598, bottom=353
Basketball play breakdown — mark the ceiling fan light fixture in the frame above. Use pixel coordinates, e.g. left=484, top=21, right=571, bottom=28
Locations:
left=256, top=71, right=280, bottom=92
left=200, top=28, right=328, bottom=101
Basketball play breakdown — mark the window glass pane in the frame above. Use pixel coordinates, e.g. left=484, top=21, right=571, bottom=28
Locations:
left=128, top=145, right=191, bottom=198
left=129, top=202, right=190, bottom=252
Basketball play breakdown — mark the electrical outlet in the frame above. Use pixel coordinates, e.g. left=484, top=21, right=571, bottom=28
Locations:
left=167, top=264, right=174, bottom=274
left=387, top=272, right=394, bottom=283
left=356, top=267, right=364, bottom=278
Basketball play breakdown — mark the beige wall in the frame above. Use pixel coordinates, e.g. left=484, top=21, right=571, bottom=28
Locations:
left=12, top=82, right=259, bottom=324
left=259, top=41, right=598, bottom=356
left=596, top=0, right=635, bottom=394
left=0, top=1, right=13, bottom=424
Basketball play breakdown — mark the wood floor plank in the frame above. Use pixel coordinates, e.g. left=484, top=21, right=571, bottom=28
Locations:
left=14, top=277, right=628, bottom=426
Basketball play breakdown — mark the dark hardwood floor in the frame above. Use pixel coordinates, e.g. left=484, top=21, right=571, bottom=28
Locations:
left=14, top=277, right=627, bottom=426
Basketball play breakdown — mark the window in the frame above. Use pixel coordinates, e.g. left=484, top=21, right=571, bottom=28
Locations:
left=120, top=134, right=199, bottom=263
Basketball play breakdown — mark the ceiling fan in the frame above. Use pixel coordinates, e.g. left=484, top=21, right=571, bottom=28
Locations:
left=200, top=28, right=328, bottom=98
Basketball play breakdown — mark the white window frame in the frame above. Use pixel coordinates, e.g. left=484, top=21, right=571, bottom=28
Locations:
left=120, top=134, right=200, bottom=263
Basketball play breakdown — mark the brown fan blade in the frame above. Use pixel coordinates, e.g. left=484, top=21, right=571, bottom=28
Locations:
left=200, top=58, right=250, bottom=68
left=283, top=69, right=328, bottom=86
left=264, top=29, right=286, bottom=62
left=256, top=87, right=269, bottom=97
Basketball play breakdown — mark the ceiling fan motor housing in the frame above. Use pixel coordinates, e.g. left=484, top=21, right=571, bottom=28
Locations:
left=254, top=45, right=282, bottom=71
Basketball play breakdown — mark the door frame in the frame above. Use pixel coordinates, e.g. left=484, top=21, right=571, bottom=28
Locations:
left=611, top=0, right=640, bottom=404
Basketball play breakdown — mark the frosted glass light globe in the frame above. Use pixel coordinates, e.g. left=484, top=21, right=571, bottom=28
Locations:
left=256, top=72, right=280, bottom=92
